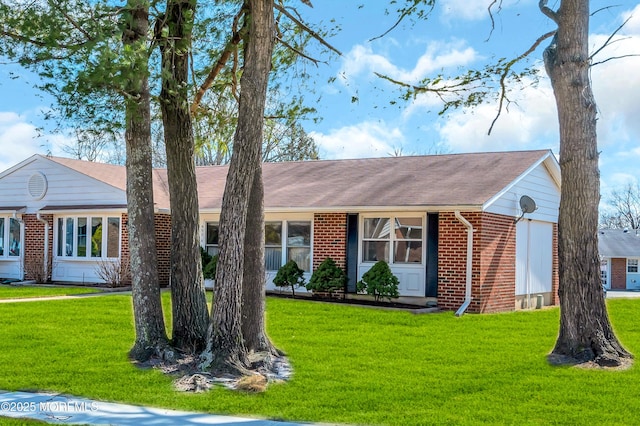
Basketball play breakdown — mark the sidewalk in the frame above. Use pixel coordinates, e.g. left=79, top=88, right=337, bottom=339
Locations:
left=0, top=390, right=305, bottom=425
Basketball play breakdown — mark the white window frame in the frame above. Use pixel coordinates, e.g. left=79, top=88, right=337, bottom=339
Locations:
left=204, top=221, right=219, bottom=256
left=628, top=258, right=639, bottom=274
left=55, top=215, right=121, bottom=260
left=360, top=213, right=425, bottom=266
left=600, top=258, right=609, bottom=286
left=0, top=216, right=23, bottom=259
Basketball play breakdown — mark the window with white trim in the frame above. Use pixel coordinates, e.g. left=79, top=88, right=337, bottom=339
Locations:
left=287, top=221, right=311, bottom=271
left=362, top=216, right=423, bottom=264
left=265, top=222, right=283, bottom=271
left=205, top=222, right=219, bottom=256
left=56, top=216, right=121, bottom=259
left=600, top=259, right=608, bottom=286
left=0, top=217, right=22, bottom=258
left=628, top=258, right=638, bottom=273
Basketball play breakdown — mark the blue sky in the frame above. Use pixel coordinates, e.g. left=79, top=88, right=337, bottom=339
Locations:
left=1, top=0, right=640, bottom=212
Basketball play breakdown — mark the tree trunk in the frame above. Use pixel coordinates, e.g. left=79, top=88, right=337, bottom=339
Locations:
left=203, top=0, right=275, bottom=373
left=122, top=0, right=169, bottom=362
left=242, top=165, right=279, bottom=354
left=159, top=0, right=209, bottom=353
left=544, top=0, right=631, bottom=366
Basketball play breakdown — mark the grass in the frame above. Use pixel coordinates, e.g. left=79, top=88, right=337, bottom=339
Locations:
left=0, top=285, right=100, bottom=300
left=0, top=294, right=639, bottom=425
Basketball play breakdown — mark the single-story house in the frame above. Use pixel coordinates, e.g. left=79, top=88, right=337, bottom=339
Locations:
left=0, top=149, right=560, bottom=313
left=599, top=228, right=640, bottom=290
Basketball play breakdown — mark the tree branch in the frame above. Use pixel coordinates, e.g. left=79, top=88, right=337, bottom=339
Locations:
left=47, top=0, right=92, bottom=41
left=488, top=30, right=556, bottom=134
left=369, top=0, right=435, bottom=42
left=274, top=3, right=342, bottom=56
left=589, top=15, right=632, bottom=61
left=190, top=8, right=248, bottom=114
left=275, top=35, right=322, bottom=65
left=591, top=53, right=640, bottom=66
left=539, top=0, right=559, bottom=25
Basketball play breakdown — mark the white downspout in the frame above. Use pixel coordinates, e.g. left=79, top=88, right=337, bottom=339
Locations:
left=455, top=211, right=474, bottom=317
left=36, top=213, right=49, bottom=282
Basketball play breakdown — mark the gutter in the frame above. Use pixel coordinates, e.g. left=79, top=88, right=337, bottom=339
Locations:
left=36, top=213, right=49, bottom=282
left=454, top=211, right=474, bottom=317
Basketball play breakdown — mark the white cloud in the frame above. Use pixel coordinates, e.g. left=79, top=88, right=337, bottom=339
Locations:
left=339, top=40, right=479, bottom=86
left=433, top=77, right=558, bottom=152
left=0, top=112, right=68, bottom=172
left=310, top=121, right=404, bottom=159
left=439, top=0, right=529, bottom=22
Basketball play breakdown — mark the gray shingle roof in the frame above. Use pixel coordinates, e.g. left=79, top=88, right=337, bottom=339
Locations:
left=48, top=149, right=553, bottom=212
left=599, top=229, right=640, bottom=258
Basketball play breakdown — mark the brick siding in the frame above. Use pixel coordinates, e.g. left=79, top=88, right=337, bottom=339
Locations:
left=121, top=212, right=171, bottom=287
left=22, top=213, right=53, bottom=282
left=312, top=213, right=347, bottom=271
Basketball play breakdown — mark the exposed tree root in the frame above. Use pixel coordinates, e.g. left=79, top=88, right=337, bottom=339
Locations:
left=137, top=348, right=291, bottom=393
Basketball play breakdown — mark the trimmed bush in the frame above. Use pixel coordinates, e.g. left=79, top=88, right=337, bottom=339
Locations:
left=273, top=260, right=306, bottom=298
left=357, top=260, right=399, bottom=302
left=306, top=257, right=346, bottom=293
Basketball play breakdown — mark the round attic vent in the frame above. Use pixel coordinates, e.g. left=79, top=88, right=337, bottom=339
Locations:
left=27, top=172, right=48, bottom=200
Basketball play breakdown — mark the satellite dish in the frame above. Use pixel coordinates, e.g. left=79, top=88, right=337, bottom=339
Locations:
left=515, top=195, right=537, bottom=223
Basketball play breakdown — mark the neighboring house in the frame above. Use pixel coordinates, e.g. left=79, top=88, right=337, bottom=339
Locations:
left=0, top=150, right=561, bottom=313
left=599, top=228, right=640, bottom=290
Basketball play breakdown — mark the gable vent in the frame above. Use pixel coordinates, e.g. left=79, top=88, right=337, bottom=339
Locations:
left=27, top=172, right=48, bottom=200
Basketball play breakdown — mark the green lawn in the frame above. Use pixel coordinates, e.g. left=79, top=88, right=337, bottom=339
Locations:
left=0, top=285, right=100, bottom=300
left=0, top=294, right=638, bottom=425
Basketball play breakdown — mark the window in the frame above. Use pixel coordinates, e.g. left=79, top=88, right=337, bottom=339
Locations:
left=56, top=216, right=120, bottom=259
left=362, top=216, right=423, bottom=264
left=265, top=222, right=282, bottom=271
left=205, top=219, right=312, bottom=272
left=628, top=259, right=638, bottom=273
left=287, top=221, right=311, bottom=272
left=394, top=217, right=422, bottom=263
left=0, top=217, right=22, bottom=258
left=363, top=218, right=390, bottom=262
left=205, top=222, right=219, bottom=256
left=601, top=259, right=608, bottom=286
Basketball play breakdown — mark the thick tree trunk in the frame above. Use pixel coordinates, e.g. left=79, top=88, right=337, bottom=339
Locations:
left=203, top=0, right=275, bottom=373
left=159, top=0, right=209, bottom=353
left=122, top=1, right=169, bottom=362
left=242, top=166, right=279, bottom=354
left=544, top=0, right=631, bottom=366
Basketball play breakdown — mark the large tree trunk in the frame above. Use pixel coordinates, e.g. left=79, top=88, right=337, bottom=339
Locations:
left=543, top=0, right=631, bottom=366
left=159, top=0, right=209, bottom=353
left=202, top=0, right=275, bottom=374
left=122, top=0, right=169, bottom=362
left=242, top=165, right=279, bottom=354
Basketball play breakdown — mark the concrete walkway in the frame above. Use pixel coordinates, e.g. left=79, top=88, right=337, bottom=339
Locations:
left=0, top=390, right=305, bottom=425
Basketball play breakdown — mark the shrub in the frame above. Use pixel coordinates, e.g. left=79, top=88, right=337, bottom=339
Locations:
left=273, top=260, right=306, bottom=298
left=306, top=257, right=346, bottom=293
left=357, top=260, right=399, bottom=302
left=203, top=255, right=218, bottom=280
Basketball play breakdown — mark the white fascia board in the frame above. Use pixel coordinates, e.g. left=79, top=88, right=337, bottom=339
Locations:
left=0, top=154, right=41, bottom=180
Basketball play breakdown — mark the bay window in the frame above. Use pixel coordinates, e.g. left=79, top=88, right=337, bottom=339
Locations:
left=57, top=216, right=120, bottom=259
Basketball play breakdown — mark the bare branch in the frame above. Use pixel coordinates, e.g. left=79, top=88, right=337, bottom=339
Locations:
left=486, top=0, right=502, bottom=41
left=589, top=15, right=632, bottom=60
left=274, top=3, right=342, bottom=56
left=369, top=0, right=435, bottom=42
left=275, top=35, right=322, bottom=65
left=488, top=30, right=556, bottom=134
left=539, top=0, right=559, bottom=25
left=592, top=53, right=640, bottom=66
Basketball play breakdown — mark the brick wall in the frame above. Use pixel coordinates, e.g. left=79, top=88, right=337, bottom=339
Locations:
left=437, top=212, right=481, bottom=311
left=312, top=213, right=347, bottom=271
left=155, top=213, right=171, bottom=287
left=22, top=213, right=53, bottom=282
left=438, top=211, right=558, bottom=314
left=552, top=224, right=560, bottom=304
left=477, top=213, right=516, bottom=313
left=120, top=212, right=171, bottom=287
left=611, top=258, right=627, bottom=289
